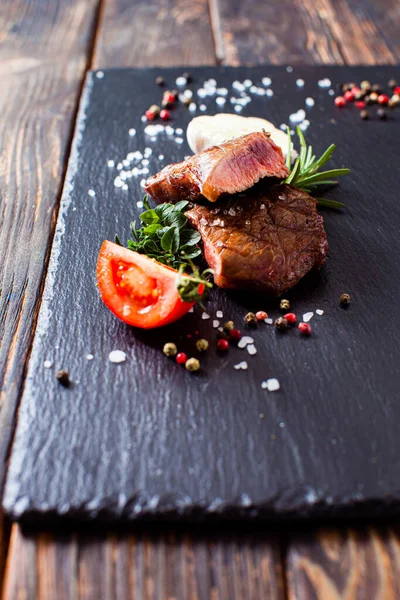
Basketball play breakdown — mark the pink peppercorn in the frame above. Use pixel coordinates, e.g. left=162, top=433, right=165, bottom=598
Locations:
left=284, top=312, right=297, bottom=324
left=229, top=329, right=242, bottom=341
left=176, top=352, right=188, bottom=365
left=335, top=96, right=346, bottom=107
left=298, top=322, right=312, bottom=336
left=217, top=338, right=229, bottom=351
left=256, top=310, right=268, bottom=321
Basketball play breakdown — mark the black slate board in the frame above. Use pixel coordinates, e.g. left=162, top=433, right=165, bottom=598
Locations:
left=5, top=66, right=400, bottom=524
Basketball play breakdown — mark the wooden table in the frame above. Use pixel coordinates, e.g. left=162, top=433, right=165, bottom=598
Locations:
left=1, top=1, right=400, bottom=597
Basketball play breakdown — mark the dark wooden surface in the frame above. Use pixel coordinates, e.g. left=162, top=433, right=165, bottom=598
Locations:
left=1, top=0, right=400, bottom=598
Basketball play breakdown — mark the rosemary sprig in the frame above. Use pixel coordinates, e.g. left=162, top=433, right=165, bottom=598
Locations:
left=116, top=195, right=213, bottom=304
left=284, top=126, right=350, bottom=209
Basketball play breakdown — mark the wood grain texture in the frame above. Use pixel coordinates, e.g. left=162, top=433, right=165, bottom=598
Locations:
left=0, top=0, right=100, bottom=488
left=211, top=0, right=400, bottom=65
left=2, top=525, right=284, bottom=600
left=287, top=527, right=400, bottom=600
left=93, top=0, right=217, bottom=68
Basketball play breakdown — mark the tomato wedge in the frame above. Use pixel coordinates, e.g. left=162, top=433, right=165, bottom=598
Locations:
left=96, top=241, right=195, bottom=329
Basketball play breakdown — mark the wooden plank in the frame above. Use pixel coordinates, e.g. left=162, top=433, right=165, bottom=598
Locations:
left=0, top=0, right=101, bottom=487
left=287, top=527, right=400, bottom=599
left=93, top=0, right=217, bottom=68
left=210, top=0, right=400, bottom=65
left=2, top=526, right=285, bottom=600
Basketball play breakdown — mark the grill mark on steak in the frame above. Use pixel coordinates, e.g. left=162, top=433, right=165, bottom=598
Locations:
left=144, top=131, right=289, bottom=204
left=186, top=185, right=328, bottom=295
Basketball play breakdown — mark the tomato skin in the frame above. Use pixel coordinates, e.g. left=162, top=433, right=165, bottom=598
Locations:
left=96, top=241, right=195, bottom=329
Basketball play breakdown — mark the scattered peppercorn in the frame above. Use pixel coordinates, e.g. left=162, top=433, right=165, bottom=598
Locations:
left=369, top=92, right=379, bottom=103
left=361, top=80, right=371, bottom=92
left=377, top=108, right=387, bottom=120
left=176, top=352, right=188, bottom=365
left=244, top=312, right=257, bottom=326
left=182, top=96, right=192, bottom=106
left=372, top=83, right=381, bottom=94
left=388, top=79, right=397, bottom=90
left=185, top=357, right=200, bottom=372
left=344, top=90, right=354, bottom=102
left=284, top=312, right=297, bottom=324
left=378, top=94, right=389, bottom=105
left=298, top=322, right=312, bottom=336
left=354, top=90, right=365, bottom=101
left=394, top=86, right=400, bottom=95
left=183, top=72, right=193, bottom=83
left=280, top=299, right=290, bottom=311
left=256, top=310, right=268, bottom=321
left=274, top=317, right=288, bottom=332
left=163, top=342, right=177, bottom=357
left=223, top=320, right=235, bottom=332
left=389, top=94, right=400, bottom=108
left=340, top=293, right=351, bottom=305
left=217, top=338, right=229, bottom=351
left=56, top=370, right=70, bottom=387
left=196, top=338, right=209, bottom=352
left=159, top=109, right=170, bottom=121
left=156, top=76, right=165, bottom=87
left=355, top=101, right=366, bottom=110
left=162, top=91, right=176, bottom=107
left=360, top=109, right=369, bottom=120
left=217, top=330, right=229, bottom=340
left=145, top=104, right=160, bottom=120
left=229, top=329, right=242, bottom=341
left=335, top=96, right=346, bottom=107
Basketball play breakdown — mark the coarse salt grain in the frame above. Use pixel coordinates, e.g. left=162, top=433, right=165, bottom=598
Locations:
left=175, top=127, right=183, bottom=135
left=247, top=344, right=257, bottom=356
left=296, top=78, right=305, bottom=87
left=217, top=87, right=228, bottom=96
left=86, top=354, right=94, bottom=361
left=188, top=307, right=194, bottom=313
left=316, top=309, right=324, bottom=316
left=144, top=148, right=152, bottom=157
left=114, top=176, right=123, bottom=188
left=88, top=189, right=96, bottom=197
left=109, top=350, right=126, bottom=364
left=137, top=200, right=143, bottom=208
left=318, top=78, right=331, bottom=88
left=129, top=128, right=136, bottom=136
left=142, top=159, right=149, bottom=166
left=200, top=104, right=207, bottom=111
left=176, top=76, right=187, bottom=86
left=216, top=97, right=226, bottom=106
left=213, top=320, right=220, bottom=328
left=234, top=105, right=243, bottom=113
left=286, top=66, right=293, bottom=73
left=189, top=102, right=197, bottom=112
left=234, top=361, right=248, bottom=370
left=107, top=159, right=115, bottom=167
left=158, top=154, right=164, bottom=160
left=141, top=115, right=147, bottom=122
left=165, top=126, right=174, bottom=135
left=280, top=123, right=287, bottom=131
left=303, top=312, right=314, bottom=322
left=198, top=88, right=206, bottom=98
left=305, top=97, right=315, bottom=107
left=122, top=184, right=128, bottom=191
left=216, top=310, right=223, bottom=318
left=238, top=336, right=254, bottom=349
left=328, top=89, right=335, bottom=96
left=262, top=378, right=280, bottom=392
left=266, top=89, right=273, bottom=97
left=202, top=312, right=210, bottom=320
left=44, top=360, right=52, bottom=369
left=144, top=124, right=165, bottom=136
left=175, top=137, right=184, bottom=144
left=289, top=109, right=306, bottom=123
left=262, top=77, right=272, bottom=86
left=96, top=71, right=104, bottom=79
left=183, top=90, right=193, bottom=99
left=265, top=318, right=274, bottom=325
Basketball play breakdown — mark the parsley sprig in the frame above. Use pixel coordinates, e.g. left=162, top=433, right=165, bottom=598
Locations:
left=115, top=195, right=213, bottom=305
left=284, top=126, right=350, bottom=209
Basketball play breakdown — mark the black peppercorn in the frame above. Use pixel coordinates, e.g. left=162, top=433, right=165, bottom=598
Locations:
left=244, top=312, right=257, bottom=327
left=274, top=317, right=288, bottom=332
left=372, top=83, right=381, bottom=94
left=354, top=90, right=365, bottom=101
left=56, top=370, right=70, bottom=387
left=217, top=330, right=229, bottom=340
left=156, top=76, right=165, bottom=87
left=183, top=72, right=193, bottom=83
left=388, top=79, right=397, bottom=90
left=171, top=89, right=179, bottom=99
left=377, top=108, right=387, bottom=120
left=360, top=109, right=369, bottom=120
left=340, top=293, right=351, bottom=305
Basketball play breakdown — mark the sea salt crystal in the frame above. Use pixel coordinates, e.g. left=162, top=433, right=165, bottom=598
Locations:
left=175, top=128, right=183, bottom=135
left=137, top=200, right=144, bottom=208
left=299, top=119, right=310, bottom=131
left=142, top=159, right=149, bottom=166
left=188, top=307, right=194, bottom=313
left=129, top=128, right=136, bottom=136
left=216, top=97, right=226, bottom=106
left=198, top=88, right=207, bottom=98
left=141, top=115, right=147, bottom=122
left=183, top=90, right=193, bottom=99
left=144, top=124, right=165, bottom=136
left=280, top=123, right=287, bottom=131
left=316, top=309, right=324, bottom=316
left=262, top=77, right=272, bottom=86
left=96, top=71, right=104, bottom=79
left=305, top=97, right=315, bottom=107
left=329, top=89, right=335, bottom=96
left=140, top=179, right=146, bottom=188
left=296, top=78, right=305, bottom=87
left=189, top=102, right=197, bottom=112
left=318, top=78, right=331, bottom=88
left=234, top=361, right=248, bottom=370
left=176, top=76, right=187, bottom=86
left=232, top=81, right=245, bottom=92
left=265, top=318, right=273, bottom=325
left=86, top=354, right=94, bottom=361
left=303, top=312, right=314, bottom=322
left=114, top=176, right=123, bottom=188
left=217, top=87, right=228, bottom=96
left=107, top=159, right=115, bottom=167
left=266, top=89, right=274, bottom=97
left=207, top=78, right=217, bottom=86
left=216, top=310, right=223, bottom=318
left=165, top=126, right=174, bottom=135
left=260, top=203, right=265, bottom=210
left=238, top=336, right=254, bottom=349
left=44, top=360, right=52, bottom=369
left=202, top=312, right=210, bottom=320
left=247, top=344, right=257, bottom=356
left=200, top=104, right=207, bottom=111
left=213, top=320, right=220, bottom=328
left=175, top=137, right=184, bottom=144
left=243, top=79, right=252, bottom=88
left=286, top=66, right=293, bottom=73
left=88, top=189, right=96, bottom=197
left=144, top=147, right=152, bottom=157
left=234, top=105, right=243, bottom=113
left=109, top=350, right=126, bottom=364
left=289, top=109, right=306, bottom=123
left=262, top=378, right=280, bottom=392
left=122, top=184, right=128, bottom=191
left=158, top=154, right=164, bottom=160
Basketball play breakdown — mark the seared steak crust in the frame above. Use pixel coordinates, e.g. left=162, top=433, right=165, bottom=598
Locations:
left=186, top=185, right=328, bottom=295
left=145, top=131, right=289, bottom=204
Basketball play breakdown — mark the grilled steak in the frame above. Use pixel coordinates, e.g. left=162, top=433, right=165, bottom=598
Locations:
left=145, top=131, right=289, bottom=204
left=186, top=185, right=328, bottom=295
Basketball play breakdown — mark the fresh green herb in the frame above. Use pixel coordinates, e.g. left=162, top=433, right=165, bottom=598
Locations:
left=284, top=126, right=350, bottom=209
left=118, top=195, right=213, bottom=305
left=125, top=195, right=202, bottom=270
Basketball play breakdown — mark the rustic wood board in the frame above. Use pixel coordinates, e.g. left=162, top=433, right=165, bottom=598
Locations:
left=4, top=65, right=400, bottom=524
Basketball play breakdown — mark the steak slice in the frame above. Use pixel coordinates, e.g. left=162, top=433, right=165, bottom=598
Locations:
left=144, top=131, right=289, bottom=204
left=186, top=185, right=328, bottom=295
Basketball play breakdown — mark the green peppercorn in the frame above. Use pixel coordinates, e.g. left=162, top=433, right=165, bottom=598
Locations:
left=185, top=357, right=200, bottom=372
left=223, top=320, right=235, bottom=332
left=163, top=342, right=178, bottom=357
left=388, top=79, right=397, bottom=90
left=156, top=76, right=165, bottom=87
left=377, top=108, right=387, bottom=120
left=340, top=293, right=351, bottom=305
left=360, top=109, right=369, bottom=120
left=360, top=80, right=371, bottom=92
left=56, top=370, right=70, bottom=387
left=274, top=317, right=288, bottom=332
left=280, top=299, right=290, bottom=311
left=244, top=312, right=257, bottom=326
left=196, top=338, right=209, bottom=352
